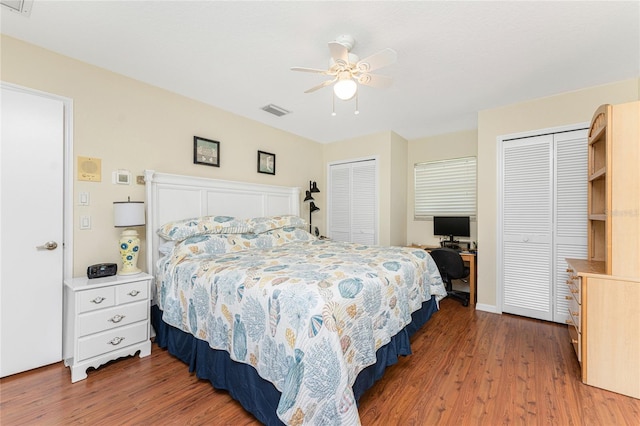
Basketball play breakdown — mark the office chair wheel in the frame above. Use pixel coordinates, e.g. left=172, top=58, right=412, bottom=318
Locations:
left=462, top=300, right=469, bottom=307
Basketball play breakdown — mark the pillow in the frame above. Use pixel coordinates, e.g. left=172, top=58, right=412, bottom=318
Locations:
left=171, top=228, right=317, bottom=262
left=171, top=234, right=241, bottom=261
left=158, top=241, right=176, bottom=256
left=157, top=215, right=251, bottom=241
left=263, top=227, right=317, bottom=244
left=171, top=232, right=274, bottom=261
left=245, top=215, right=307, bottom=234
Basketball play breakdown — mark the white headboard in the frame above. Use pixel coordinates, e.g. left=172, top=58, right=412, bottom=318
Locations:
left=144, top=170, right=301, bottom=275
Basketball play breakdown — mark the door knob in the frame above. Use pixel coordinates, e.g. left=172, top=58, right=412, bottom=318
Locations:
left=36, top=241, right=58, bottom=250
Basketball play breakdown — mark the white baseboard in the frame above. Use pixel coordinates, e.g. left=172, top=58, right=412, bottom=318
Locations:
left=476, top=303, right=500, bottom=314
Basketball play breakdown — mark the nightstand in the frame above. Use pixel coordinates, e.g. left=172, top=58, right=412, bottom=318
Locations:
left=63, top=273, right=152, bottom=383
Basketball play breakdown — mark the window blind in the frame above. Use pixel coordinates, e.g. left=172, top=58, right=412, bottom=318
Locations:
left=414, top=156, right=477, bottom=219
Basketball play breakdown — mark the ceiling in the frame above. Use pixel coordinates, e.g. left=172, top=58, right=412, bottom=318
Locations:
left=1, top=1, right=638, bottom=143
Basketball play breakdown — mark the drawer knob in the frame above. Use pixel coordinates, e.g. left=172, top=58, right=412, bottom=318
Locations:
left=571, top=311, right=579, bottom=317
left=566, top=319, right=574, bottom=325
left=571, top=339, right=578, bottom=344
left=570, top=289, right=579, bottom=294
left=107, top=336, right=125, bottom=346
left=90, top=296, right=106, bottom=304
left=127, top=290, right=140, bottom=297
left=565, top=295, right=573, bottom=300
left=108, top=314, right=126, bottom=323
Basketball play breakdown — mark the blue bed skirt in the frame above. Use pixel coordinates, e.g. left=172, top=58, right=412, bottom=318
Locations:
left=151, top=296, right=439, bottom=425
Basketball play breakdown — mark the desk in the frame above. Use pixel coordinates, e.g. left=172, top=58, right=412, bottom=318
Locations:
left=410, top=245, right=477, bottom=308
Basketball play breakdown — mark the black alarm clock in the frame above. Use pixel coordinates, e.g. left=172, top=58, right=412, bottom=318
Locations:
left=87, top=263, right=117, bottom=279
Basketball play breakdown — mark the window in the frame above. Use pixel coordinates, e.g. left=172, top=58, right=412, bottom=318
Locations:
left=414, top=156, right=477, bottom=219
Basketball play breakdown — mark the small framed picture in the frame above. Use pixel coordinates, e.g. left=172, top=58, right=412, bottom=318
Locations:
left=194, top=136, right=220, bottom=167
left=257, top=150, right=276, bottom=175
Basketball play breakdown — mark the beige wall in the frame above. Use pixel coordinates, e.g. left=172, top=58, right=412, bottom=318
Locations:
left=389, top=132, right=408, bottom=246
left=406, top=129, right=478, bottom=246
left=1, top=35, right=323, bottom=276
left=477, top=78, right=640, bottom=310
left=323, top=131, right=408, bottom=246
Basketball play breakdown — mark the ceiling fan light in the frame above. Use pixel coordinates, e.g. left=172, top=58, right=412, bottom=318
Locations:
left=333, top=78, right=357, bottom=100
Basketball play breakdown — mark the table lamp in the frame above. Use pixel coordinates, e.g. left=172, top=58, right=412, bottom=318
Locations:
left=113, top=198, right=145, bottom=275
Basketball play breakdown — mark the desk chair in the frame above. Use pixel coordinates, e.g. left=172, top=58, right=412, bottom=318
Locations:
left=430, top=247, right=470, bottom=307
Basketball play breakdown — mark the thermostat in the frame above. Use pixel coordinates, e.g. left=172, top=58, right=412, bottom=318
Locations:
left=112, top=170, right=131, bottom=185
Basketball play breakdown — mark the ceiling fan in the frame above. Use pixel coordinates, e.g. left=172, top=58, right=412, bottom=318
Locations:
left=291, top=35, right=397, bottom=101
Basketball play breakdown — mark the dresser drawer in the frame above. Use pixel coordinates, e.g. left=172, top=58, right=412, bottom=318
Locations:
left=568, top=322, right=581, bottom=363
left=78, top=287, right=116, bottom=313
left=567, top=296, right=581, bottom=333
left=116, top=280, right=148, bottom=304
left=566, top=273, right=581, bottom=305
left=78, top=300, right=148, bottom=336
left=77, top=321, right=148, bottom=361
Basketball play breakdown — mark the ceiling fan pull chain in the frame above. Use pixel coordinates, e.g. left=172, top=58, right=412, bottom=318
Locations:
left=355, top=92, right=359, bottom=115
left=332, top=92, right=336, bottom=116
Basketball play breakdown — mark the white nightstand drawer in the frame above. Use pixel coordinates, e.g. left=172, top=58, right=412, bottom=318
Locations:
left=78, top=300, right=148, bottom=336
left=78, top=287, right=116, bottom=313
left=116, top=280, right=148, bottom=304
left=78, top=321, right=148, bottom=361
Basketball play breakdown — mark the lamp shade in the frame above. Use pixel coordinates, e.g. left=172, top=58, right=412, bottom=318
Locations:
left=310, top=202, right=320, bottom=213
left=310, top=181, right=320, bottom=193
left=113, top=201, right=145, bottom=227
left=333, top=78, right=357, bottom=101
left=304, top=190, right=314, bottom=202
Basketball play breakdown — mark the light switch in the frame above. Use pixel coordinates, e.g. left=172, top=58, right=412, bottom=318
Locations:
left=79, top=192, right=90, bottom=206
left=80, top=215, right=91, bottom=230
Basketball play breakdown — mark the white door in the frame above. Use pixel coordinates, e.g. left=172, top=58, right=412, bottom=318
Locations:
left=502, top=135, right=554, bottom=321
left=553, top=130, right=588, bottom=323
left=1, top=86, right=64, bottom=377
left=328, top=159, right=377, bottom=244
left=500, top=129, right=587, bottom=323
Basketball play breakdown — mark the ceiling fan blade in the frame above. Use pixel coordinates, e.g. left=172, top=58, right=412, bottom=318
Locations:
left=357, top=73, right=393, bottom=88
left=291, top=66, right=331, bottom=75
left=356, top=48, right=397, bottom=72
left=304, top=78, right=337, bottom=94
left=328, top=41, right=349, bottom=67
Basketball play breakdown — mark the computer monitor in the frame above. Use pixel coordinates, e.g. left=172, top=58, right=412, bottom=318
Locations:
left=433, top=216, right=470, bottom=243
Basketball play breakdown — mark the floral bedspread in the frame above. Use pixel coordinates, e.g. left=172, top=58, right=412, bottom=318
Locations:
left=156, top=239, right=446, bottom=425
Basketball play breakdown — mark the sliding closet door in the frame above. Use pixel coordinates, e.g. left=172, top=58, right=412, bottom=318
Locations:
left=328, top=159, right=377, bottom=244
left=501, top=129, right=587, bottom=323
left=502, top=135, right=554, bottom=321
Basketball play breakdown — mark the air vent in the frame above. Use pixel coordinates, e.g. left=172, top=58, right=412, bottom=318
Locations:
left=1, top=0, right=33, bottom=16
left=261, top=104, right=290, bottom=117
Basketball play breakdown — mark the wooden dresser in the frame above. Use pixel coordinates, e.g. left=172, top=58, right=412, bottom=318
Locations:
left=565, top=101, right=640, bottom=399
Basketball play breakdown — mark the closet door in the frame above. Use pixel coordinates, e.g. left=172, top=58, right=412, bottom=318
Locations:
left=502, top=135, right=554, bottom=321
left=328, top=159, right=377, bottom=244
left=329, top=163, right=352, bottom=242
left=553, top=130, right=588, bottom=324
left=501, top=129, right=587, bottom=323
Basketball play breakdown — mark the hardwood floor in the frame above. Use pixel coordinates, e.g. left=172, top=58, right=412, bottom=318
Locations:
left=2, top=298, right=639, bottom=425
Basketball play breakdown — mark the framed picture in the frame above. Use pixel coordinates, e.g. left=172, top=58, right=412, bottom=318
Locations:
left=193, top=136, right=220, bottom=167
left=257, top=150, right=276, bottom=175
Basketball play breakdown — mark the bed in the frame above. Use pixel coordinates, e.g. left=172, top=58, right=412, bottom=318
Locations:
left=145, top=170, right=447, bottom=425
